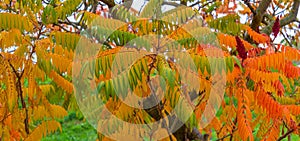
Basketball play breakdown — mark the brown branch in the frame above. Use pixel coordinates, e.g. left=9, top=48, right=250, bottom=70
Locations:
left=180, top=0, right=187, bottom=6
left=277, top=129, right=295, bottom=141
left=245, top=0, right=272, bottom=42
left=262, top=0, right=300, bottom=35
left=279, top=0, right=300, bottom=27
left=90, top=0, right=98, bottom=13
left=280, top=30, right=293, bottom=47
left=100, top=0, right=115, bottom=8
left=243, top=0, right=256, bottom=14
left=250, top=0, right=272, bottom=30
left=189, top=0, right=215, bottom=8
left=53, top=23, right=72, bottom=32
left=216, top=129, right=238, bottom=141
left=16, top=76, right=29, bottom=134
left=6, top=59, right=30, bottom=134
left=162, top=1, right=181, bottom=7
left=230, top=117, right=237, bottom=141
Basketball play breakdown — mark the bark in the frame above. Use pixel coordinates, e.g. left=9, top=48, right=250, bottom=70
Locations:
left=250, top=0, right=272, bottom=30
left=180, top=0, right=187, bottom=6
left=262, top=0, right=300, bottom=35
left=101, top=0, right=116, bottom=8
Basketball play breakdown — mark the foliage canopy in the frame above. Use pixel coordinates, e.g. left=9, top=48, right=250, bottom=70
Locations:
left=0, top=0, right=300, bottom=140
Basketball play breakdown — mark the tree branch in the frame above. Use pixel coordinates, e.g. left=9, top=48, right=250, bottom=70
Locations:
left=180, top=0, right=187, bottom=6
left=261, top=0, right=300, bottom=35
left=250, top=0, right=272, bottom=30
left=280, top=0, right=300, bottom=27
left=162, top=1, right=181, bottom=7
left=100, top=0, right=115, bottom=8
left=280, top=30, right=293, bottom=46
left=216, top=129, right=237, bottom=141
left=277, top=129, right=295, bottom=141
left=16, top=76, right=29, bottom=134
left=189, top=0, right=215, bottom=8
left=243, top=0, right=256, bottom=14
left=4, top=58, right=30, bottom=134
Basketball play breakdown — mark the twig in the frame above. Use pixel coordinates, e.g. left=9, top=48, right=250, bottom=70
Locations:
left=162, top=1, right=181, bottom=7
left=230, top=117, right=237, bottom=141
left=216, top=129, right=238, bottom=141
left=189, top=0, right=215, bottom=8
left=100, top=0, right=115, bottom=8
left=279, top=0, right=300, bottom=27
left=148, top=81, right=173, bottom=141
left=277, top=129, right=295, bottom=141
left=280, top=30, right=293, bottom=47
left=5, top=59, right=30, bottom=134
left=243, top=0, right=256, bottom=14
left=16, top=75, right=29, bottom=134
left=53, top=23, right=72, bottom=32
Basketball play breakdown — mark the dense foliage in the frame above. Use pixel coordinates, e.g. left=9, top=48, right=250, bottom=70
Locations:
left=0, top=0, right=299, bottom=140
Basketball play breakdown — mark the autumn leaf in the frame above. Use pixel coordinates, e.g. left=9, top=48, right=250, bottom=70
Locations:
left=272, top=17, right=280, bottom=38
left=1, top=0, right=300, bottom=141
left=235, top=36, right=247, bottom=60
left=273, top=80, right=284, bottom=97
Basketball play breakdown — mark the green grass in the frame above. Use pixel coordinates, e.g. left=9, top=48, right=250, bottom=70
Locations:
left=42, top=110, right=300, bottom=141
left=42, top=111, right=97, bottom=141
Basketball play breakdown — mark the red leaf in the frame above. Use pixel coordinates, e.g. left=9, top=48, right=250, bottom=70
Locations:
left=272, top=17, right=280, bottom=38
left=274, top=80, right=284, bottom=96
left=255, top=26, right=260, bottom=33
left=235, top=36, right=247, bottom=60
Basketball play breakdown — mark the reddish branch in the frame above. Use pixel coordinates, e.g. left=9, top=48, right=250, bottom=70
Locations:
left=16, top=74, right=29, bottom=134
left=6, top=60, right=30, bottom=134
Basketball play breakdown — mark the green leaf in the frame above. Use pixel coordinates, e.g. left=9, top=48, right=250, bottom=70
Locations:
left=232, top=56, right=243, bottom=72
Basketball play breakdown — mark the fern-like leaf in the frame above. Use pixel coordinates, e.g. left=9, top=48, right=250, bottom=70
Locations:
left=49, top=71, right=73, bottom=94
left=140, top=0, right=163, bottom=18
left=0, top=29, right=23, bottom=50
left=51, top=31, right=80, bottom=51
left=162, top=6, right=195, bottom=25
left=261, top=120, right=280, bottom=141
left=218, top=33, right=255, bottom=51
left=245, top=25, right=269, bottom=44
left=3, top=61, right=17, bottom=112
left=24, top=120, right=61, bottom=141
left=0, top=13, right=33, bottom=31
left=255, top=90, right=284, bottom=118
left=208, top=14, right=244, bottom=35
left=111, top=5, right=138, bottom=22
left=237, top=88, right=254, bottom=141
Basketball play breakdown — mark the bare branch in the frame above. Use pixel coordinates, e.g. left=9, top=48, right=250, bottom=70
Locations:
left=280, top=30, right=293, bottom=47
left=189, top=0, right=215, bottom=8
left=243, top=0, right=256, bottom=14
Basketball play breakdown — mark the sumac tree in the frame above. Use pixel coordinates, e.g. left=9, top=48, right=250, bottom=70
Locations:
left=0, top=0, right=299, bottom=141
